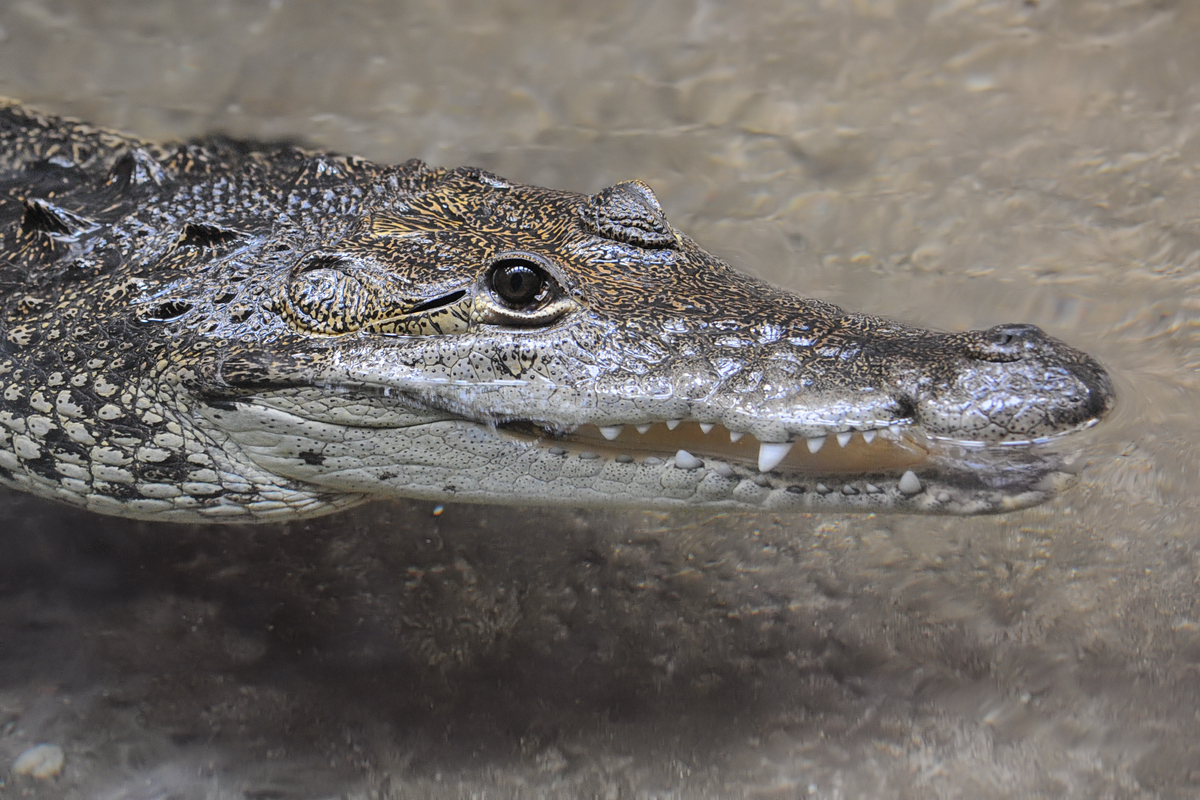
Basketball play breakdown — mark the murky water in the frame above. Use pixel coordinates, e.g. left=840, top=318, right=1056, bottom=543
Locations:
left=0, top=0, right=1197, bottom=797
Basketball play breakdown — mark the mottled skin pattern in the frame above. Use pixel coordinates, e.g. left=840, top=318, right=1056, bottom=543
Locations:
left=0, top=101, right=1113, bottom=522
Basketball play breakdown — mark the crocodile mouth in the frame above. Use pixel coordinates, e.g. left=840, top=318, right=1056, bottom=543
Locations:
left=503, top=420, right=929, bottom=476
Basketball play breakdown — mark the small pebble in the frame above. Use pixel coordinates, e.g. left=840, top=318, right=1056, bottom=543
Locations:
left=13, top=744, right=64, bottom=779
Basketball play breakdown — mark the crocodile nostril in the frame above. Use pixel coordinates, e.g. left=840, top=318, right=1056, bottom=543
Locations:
left=966, top=323, right=1046, bottom=363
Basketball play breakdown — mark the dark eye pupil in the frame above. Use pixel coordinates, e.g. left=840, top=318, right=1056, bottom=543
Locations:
left=491, top=260, right=545, bottom=306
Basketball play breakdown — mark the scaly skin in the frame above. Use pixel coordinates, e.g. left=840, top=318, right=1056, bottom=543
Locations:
left=0, top=101, right=1113, bottom=522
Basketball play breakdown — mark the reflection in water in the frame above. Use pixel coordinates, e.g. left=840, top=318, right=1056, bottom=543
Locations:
left=0, top=0, right=1198, bottom=796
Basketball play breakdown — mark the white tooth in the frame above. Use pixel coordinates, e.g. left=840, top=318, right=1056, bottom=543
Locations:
left=757, top=441, right=793, bottom=472
left=729, top=431, right=744, bottom=442
left=862, top=430, right=876, bottom=444
left=836, top=432, right=852, bottom=448
left=806, top=436, right=826, bottom=454
left=636, top=424, right=652, bottom=434
left=889, top=424, right=902, bottom=436
left=598, top=425, right=624, bottom=441
left=666, top=419, right=681, bottom=430
left=674, top=449, right=702, bottom=470
left=699, top=423, right=714, bottom=434
left=898, top=470, right=922, bottom=494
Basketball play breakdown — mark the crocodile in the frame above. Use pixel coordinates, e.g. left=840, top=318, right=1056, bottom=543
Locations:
left=0, top=100, right=1112, bottom=522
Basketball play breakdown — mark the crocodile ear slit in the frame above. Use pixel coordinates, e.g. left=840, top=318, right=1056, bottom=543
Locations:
left=405, top=289, right=467, bottom=314
left=581, top=179, right=678, bottom=249
left=279, top=251, right=476, bottom=336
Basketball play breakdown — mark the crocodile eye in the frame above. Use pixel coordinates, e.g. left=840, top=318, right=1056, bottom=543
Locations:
left=488, top=258, right=548, bottom=308
left=476, top=252, right=578, bottom=327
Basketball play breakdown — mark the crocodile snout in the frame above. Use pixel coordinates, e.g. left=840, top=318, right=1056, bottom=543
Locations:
left=896, top=323, right=1115, bottom=443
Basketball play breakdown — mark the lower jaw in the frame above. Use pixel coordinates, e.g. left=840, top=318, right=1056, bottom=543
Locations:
left=218, top=395, right=1077, bottom=516
left=360, top=434, right=1074, bottom=515
left=482, top=420, right=1077, bottom=514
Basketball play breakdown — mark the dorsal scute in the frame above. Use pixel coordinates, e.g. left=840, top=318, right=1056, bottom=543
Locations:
left=107, top=147, right=166, bottom=189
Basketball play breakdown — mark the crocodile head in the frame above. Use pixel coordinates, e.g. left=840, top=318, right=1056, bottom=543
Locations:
left=161, top=163, right=1111, bottom=516
left=0, top=103, right=1113, bottom=521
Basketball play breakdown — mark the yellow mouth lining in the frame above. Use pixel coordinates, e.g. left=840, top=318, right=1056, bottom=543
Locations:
left=509, top=421, right=929, bottom=474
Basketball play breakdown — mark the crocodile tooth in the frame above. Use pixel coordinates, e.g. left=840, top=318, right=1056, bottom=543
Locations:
left=598, top=425, right=624, bottom=441
left=806, top=436, right=826, bottom=454
left=836, top=432, right=852, bottom=448
left=889, top=424, right=902, bottom=436
left=898, top=470, right=922, bottom=494
left=862, top=430, right=876, bottom=444
left=635, top=424, right=652, bottom=434
left=674, top=449, right=702, bottom=470
left=699, top=423, right=714, bottom=434
left=666, top=419, right=681, bottom=430
left=757, top=442, right=793, bottom=472
left=729, top=431, right=744, bottom=442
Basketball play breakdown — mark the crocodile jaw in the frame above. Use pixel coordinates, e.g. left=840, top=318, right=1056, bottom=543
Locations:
left=200, top=389, right=1082, bottom=516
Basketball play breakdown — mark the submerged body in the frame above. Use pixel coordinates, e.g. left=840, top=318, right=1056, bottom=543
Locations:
left=0, top=101, right=1112, bottom=522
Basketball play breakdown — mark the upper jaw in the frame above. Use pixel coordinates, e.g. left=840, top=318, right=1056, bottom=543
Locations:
left=329, top=343, right=1094, bottom=450
left=554, top=394, right=912, bottom=445
left=299, top=316, right=1114, bottom=476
